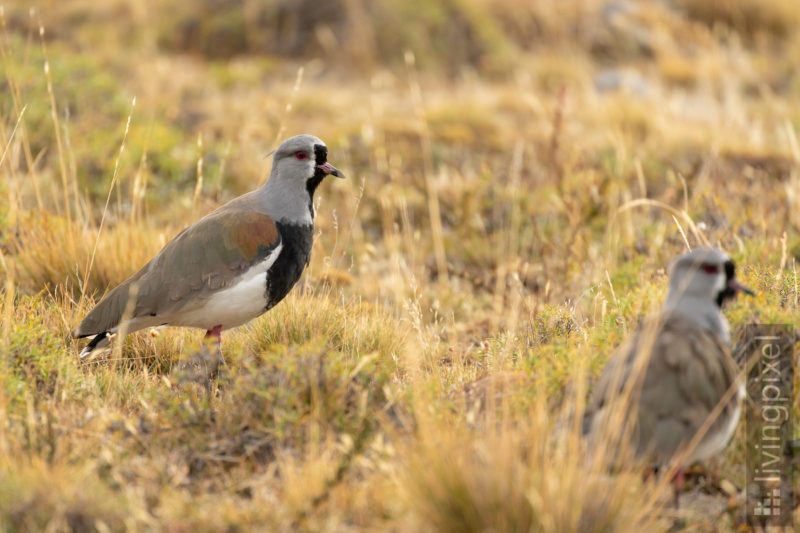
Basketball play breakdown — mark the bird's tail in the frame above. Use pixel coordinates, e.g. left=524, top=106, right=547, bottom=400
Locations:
left=78, top=331, right=111, bottom=359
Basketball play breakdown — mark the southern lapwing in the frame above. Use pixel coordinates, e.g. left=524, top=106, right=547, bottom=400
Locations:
left=584, top=247, right=752, bottom=505
left=73, top=134, right=344, bottom=359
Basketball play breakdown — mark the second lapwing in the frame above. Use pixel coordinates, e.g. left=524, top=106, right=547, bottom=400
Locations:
left=584, top=247, right=752, bottom=504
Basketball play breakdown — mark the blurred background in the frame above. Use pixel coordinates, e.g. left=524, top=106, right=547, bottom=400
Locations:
left=4, top=0, right=798, bottom=300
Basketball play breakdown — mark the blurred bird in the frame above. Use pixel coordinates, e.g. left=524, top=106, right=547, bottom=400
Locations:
left=73, top=134, right=344, bottom=358
left=584, top=247, right=752, bottom=506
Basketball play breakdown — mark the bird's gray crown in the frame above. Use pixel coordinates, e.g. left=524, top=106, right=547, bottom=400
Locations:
left=669, top=247, right=731, bottom=273
left=272, top=134, right=326, bottom=162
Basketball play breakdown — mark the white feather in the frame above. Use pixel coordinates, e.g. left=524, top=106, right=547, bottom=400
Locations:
left=168, top=243, right=283, bottom=330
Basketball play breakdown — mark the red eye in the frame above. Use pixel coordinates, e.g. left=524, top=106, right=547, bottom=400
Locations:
left=701, top=263, right=719, bottom=274
left=295, top=151, right=308, bottom=160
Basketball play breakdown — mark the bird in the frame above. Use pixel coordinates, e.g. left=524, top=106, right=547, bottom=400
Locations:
left=583, top=247, right=753, bottom=505
left=73, top=134, right=344, bottom=359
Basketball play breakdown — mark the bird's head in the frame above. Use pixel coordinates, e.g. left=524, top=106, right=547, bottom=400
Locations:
left=271, top=134, right=344, bottom=190
left=667, top=247, right=753, bottom=308
left=265, top=134, right=345, bottom=223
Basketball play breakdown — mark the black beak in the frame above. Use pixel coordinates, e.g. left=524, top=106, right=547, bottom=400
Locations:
left=728, top=278, right=754, bottom=296
left=313, top=143, right=345, bottom=179
left=717, top=260, right=754, bottom=306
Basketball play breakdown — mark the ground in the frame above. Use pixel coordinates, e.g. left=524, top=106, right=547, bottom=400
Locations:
left=0, top=0, right=798, bottom=531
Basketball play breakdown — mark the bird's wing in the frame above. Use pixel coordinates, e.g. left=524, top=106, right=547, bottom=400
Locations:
left=74, top=210, right=281, bottom=337
left=587, top=313, right=738, bottom=463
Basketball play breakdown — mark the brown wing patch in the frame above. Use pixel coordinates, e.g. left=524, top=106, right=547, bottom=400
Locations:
left=222, top=212, right=280, bottom=263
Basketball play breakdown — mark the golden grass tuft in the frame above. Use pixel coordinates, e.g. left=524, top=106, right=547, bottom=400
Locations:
left=402, top=397, right=664, bottom=533
left=0, top=461, right=136, bottom=531
left=9, top=213, right=169, bottom=299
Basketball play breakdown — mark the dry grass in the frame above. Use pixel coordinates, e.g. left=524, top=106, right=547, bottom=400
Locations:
left=401, top=415, right=660, bottom=533
left=1, top=0, right=799, bottom=531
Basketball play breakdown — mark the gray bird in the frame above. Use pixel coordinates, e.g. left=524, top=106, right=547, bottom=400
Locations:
left=73, top=134, right=344, bottom=358
left=584, top=247, right=753, bottom=502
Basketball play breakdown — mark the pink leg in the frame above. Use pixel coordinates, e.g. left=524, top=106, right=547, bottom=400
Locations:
left=671, top=468, right=685, bottom=509
left=205, top=325, right=222, bottom=355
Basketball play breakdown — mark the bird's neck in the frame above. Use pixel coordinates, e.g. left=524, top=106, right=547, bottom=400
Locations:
left=662, top=295, right=731, bottom=344
left=260, top=178, right=314, bottom=226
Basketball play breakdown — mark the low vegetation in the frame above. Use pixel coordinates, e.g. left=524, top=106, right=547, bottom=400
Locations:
left=1, top=0, right=798, bottom=530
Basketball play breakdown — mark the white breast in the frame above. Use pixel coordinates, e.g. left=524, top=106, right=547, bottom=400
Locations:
left=168, top=244, right=283, bottom=331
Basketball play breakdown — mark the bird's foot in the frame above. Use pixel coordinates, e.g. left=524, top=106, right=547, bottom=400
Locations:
left=672, top=468, right=685, bottom=510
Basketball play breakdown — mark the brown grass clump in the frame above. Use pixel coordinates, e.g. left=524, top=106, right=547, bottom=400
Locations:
left=401, top=418, right=662, bottom=533
left=676, top=0, right=800, bottom=40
